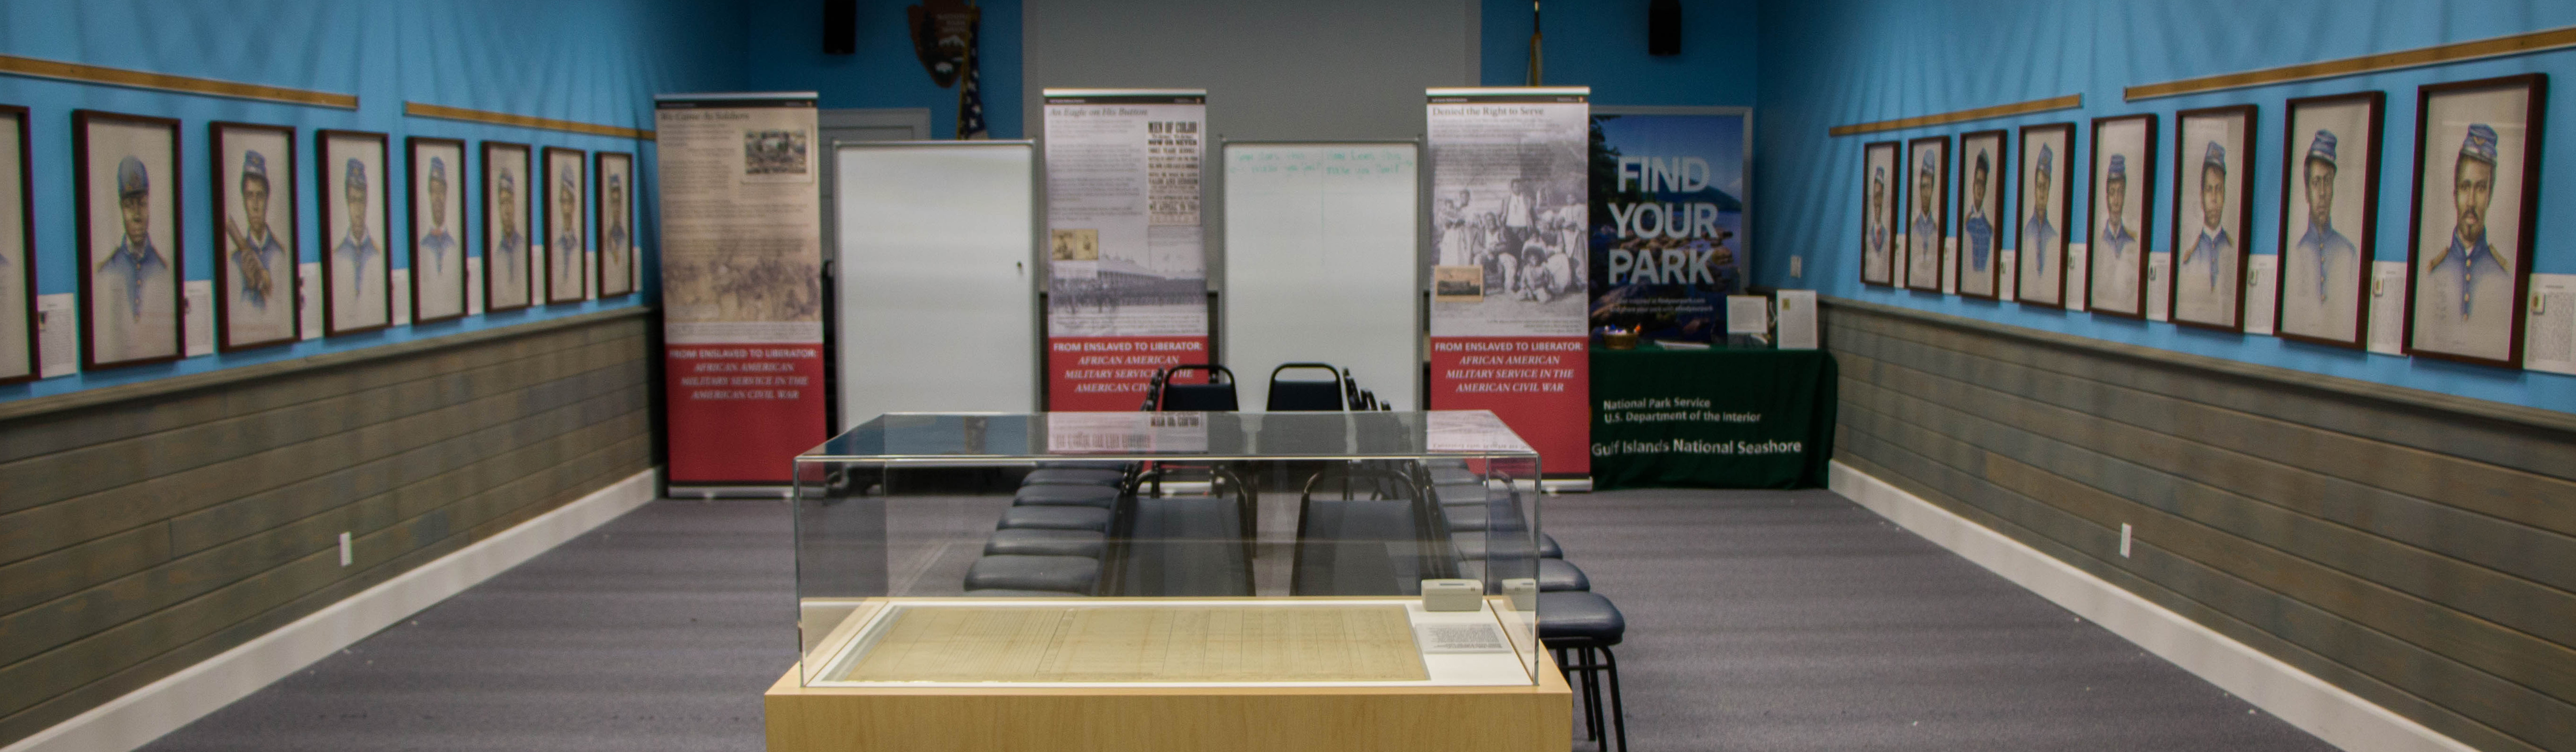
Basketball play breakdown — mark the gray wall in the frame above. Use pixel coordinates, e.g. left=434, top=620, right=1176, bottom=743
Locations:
left=0, top=309, right=657, bottom=746
left=1021, top=0, right=1480, bottom=144
left=1822, top=298, right=2576, bottom=752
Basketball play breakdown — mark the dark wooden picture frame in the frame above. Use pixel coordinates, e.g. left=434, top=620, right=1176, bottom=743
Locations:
left=541, top=146, right=588, bottom=304
left=2086, top=113, right=2158, bottom=319
left=72, top=109, right=185, bottom=370
left=0, top=105, right=35, bottom=383
left=317, top=129, right=392, bottom=336
left=481, top=141, right=533, bottom=313
left=593, top=151, right=636, bottom=297
left=406, top=137, right=470, bottom=324
left=2273, top=92, right=2383, bottom=350
left=2402, top=73, right=2547, bottom=369
left=2169, top=104, right=2257, bottom=332
left=1955, top=129, right=2008, bottom=300
left=2014, top=122, right=2075, bottom=308
left=209, top=122, right=300, bottom=352
left=1859, top=140, right=1901, bottom=287
left=1903, top=135, right=1950, bottom=293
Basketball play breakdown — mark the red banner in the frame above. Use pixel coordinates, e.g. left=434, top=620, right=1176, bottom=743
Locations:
left=1429, top=336, right=1590, bottom=475
left=665, top=345, right=827, bottom=483
left=1046, top=335, right=1210, bottom=411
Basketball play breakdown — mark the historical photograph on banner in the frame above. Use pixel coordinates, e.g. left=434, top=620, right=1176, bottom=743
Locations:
left=2277, top=93, right=2382, bottom=349
left=1043, top=90, right=1206, bottom=338
left=0, top=106, right=33, bottom=383
left=212, top=122, right=299, bottom=350
left=1586, top=110, right=1747, bottom=345
left=76, top=110, right=183, bottom=369
left=2406, top=75, right=2542, bottom=368
left=1428, top=92, right=1589, bottom=338
left=408, top=137, right=468, bottom=323
left=2172, top=106, right=2254, bottom=331
left=2089, top=114, right=2157, bottom=318
left=320, top=130, right=391, bottom=335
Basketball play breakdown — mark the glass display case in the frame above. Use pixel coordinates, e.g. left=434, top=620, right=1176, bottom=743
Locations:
left=790, top=410, right=1546, bottom=690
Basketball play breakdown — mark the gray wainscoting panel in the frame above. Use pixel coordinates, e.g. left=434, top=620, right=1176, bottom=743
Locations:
left=1821, top=298, right=2576, bottom=752
left=0, top=308, right=657, bottom=746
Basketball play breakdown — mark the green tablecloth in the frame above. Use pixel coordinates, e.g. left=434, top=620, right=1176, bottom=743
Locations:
left=1590, top=346, right=1837, bottom=489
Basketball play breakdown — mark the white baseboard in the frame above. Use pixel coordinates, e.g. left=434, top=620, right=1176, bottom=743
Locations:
left=3, top=468, right=662, bottom=752
left=1827, top=461, right=2473, bottom=752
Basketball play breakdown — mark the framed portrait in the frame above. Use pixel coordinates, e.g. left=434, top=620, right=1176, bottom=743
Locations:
left=1903, top=135, right=1949, bottom=292
left=482, top=141, right=533, bottom=312
left=318, top=130, right=390, bottom=335
left=0, top=105, right=34, bottom=383
left=2170, top=105, right=2255, bottom=331
left=1859, top=140, right=1900, bottom=287
left=2404, top=74, right=2546, bottom=368
left=407, top=137, right=469, bottom=323
left=542, top=146, right=587, bottom=304
left=2087, top=114, right=2157, bottom=318
left=1955, top=129, right=2007, bottom=299
left=1865, top=139, right=1906, bottom=286
left=2015, top=123, right=2074, bottom=308
left=210, top=122, right=299, bottom=351
left=594, top=151, right=636, bottom=297
left=73, top=110, right=184, bottom=369
left=2275, top=92, right=2383, bottom=348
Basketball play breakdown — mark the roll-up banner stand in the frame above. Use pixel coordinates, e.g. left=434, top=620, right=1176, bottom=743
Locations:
left=653, top=93, right=827, bottom=493
left=1041, top=89, right=1211, bottom=411
left=1426, top=87, right=1592, bottom=482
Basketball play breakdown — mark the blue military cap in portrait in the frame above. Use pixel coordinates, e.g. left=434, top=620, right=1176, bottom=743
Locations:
left=560, top=170, right=577, bottom=191
left=499, top=169, right=515, bottom=191
left=608, top=173, right=622, bottom=190
left=2108, top=153, right=2126, bottom=179
left=2036, top=144, right=2053, bottom=174
left=242, top=150, right=268, bottom=180
left=429, top=155, right=446, bottom=182
left=345, top=158, right=367, bottom=191
left=2307, top=130, right=2338, bottom=164
left=2459, top=123, right=2498, bottom=164
left=118, top=156, right=149, bottom=196
left=2203, top=141, right=2226, bottom=170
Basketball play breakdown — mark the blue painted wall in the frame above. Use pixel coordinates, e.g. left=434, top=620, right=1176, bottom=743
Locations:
left=1753, top=0, right=2576, bottom=413
left=1481, top=0, right=1760, bottom=107
left=741, top=0, right=1024, bottom=139
left=0, top=0, right=745, bottom=402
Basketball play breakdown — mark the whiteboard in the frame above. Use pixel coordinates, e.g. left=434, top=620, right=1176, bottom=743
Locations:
left=834, top=142, right=1036, bottom=427
left=1222, top=143, right=1420, bottom=410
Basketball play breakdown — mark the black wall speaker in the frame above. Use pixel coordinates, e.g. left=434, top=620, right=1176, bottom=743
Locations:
left=1648, top=0, right=1681, bottom=56
left=823, top=0, right=858, bottom=55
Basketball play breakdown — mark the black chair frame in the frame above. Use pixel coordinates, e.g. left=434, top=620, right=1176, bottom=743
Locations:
left=1551, top=641, right=1629, bottom=752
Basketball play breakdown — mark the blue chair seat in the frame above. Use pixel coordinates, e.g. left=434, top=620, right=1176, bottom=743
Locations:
left=1443, top=503, right=1492, bottom=532
left=985, top=528, right=1108, bottom=558
left=1014, top=484, right=1121, bottom=508
left=997, top=505, right=1115, bottom=532
left=1433, top=484, right=1490, bottom=505
left=1429, top=466, right=1482, bottom=486
left=965, top=555, right=1101, bottom=594
left=1538, top=591, right=1625, bottom=646
left=1539, top=558, right=1590, bottom=591
left=1450, top=532, right=1565, bottom=560
left=1023, top=467, right=1128, bottom=487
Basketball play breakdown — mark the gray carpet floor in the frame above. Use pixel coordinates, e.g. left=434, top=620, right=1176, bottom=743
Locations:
left=141, top=489, right=2338, bottom=752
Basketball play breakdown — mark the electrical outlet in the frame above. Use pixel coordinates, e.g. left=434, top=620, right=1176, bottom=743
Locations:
left=339, top=532, right=353, bottom=566
left=2118, top=524, right=2133, bottom=558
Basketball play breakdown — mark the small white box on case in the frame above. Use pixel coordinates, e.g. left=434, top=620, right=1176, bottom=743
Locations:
left=1421, top=579, right=1482, bottom=611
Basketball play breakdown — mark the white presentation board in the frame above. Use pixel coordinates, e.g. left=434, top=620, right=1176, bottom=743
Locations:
left=1222, top=143, right=1420, bottom=410
left=833, top=142, right=1037, bottom=427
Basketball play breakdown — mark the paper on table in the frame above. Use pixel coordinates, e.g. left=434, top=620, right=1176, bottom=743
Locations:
left=37, top=293, right=74, bottom=378
left=2367, top=260, right=2406, bottom=355
left=2065, top=244, right=2088, bottom=312
left=1414, top=623, right=1510, bottom=653
left=1775, top=289, right=1818, bottom=350
left=2526, top=273, right=2576, bottom=375
left=842, top=604, right=1429, bottom=683
left=2146, top=251, right=2171, bottom=321
left=1726, top=295, right=1770, bottom=334
left=183, top=279, right=213, bottom=356
left=2244, top=255, right=2277, bottom=336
